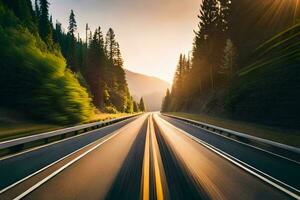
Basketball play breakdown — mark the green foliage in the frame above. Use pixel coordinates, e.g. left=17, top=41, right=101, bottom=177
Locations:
left=105, top=28, right=117, bottom=64
left=54, top=21, right=132, bottom=114
left=86, top=27, right=106, bottom=107
left=225, top=23, right=300, bottom=128
left=0, top=4, right=93, bottom=124
left=125, top=96, right=134, bottom=113
left=107, top=65, right=130, bottom=112
left=1, top=0, right=35, bottom=30
left=103, top=28, right=131, bottom=112
left=165, top=1, right=299, bottom=129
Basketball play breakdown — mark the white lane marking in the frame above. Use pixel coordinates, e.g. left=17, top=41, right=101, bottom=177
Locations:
left=13, top=128, right=124, bottom=200
left=0, top=133, right=113, bottom=194
left=157, top=115, right=300, bottom=199
left=1, top=115, right=142, bottom=197
left=162, top=115, right=300, bottom=165
left=0, top=117, right=135, bottom=161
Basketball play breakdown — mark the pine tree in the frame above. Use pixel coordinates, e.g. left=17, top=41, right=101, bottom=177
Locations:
left=53, top=20, right=62, bottom=44
left=218, top=0, right=231, bottom=33
left=68, top=10, right=77, bottom=37
left=39, top=0, right=52, bottom=43
left=34, top=0, right=40, bottom=24
left=189, top=0, right=219, bottom=96
left=86, top=27, right=106, bottom=108
left=67, top=10, right=78, bottom=72
left=35, top=0, right=40, bottom=15
left=126, top=96, right=134, bottom=113
left=115, top=42, right=124, bottom=68
left=133, top=101, right=140, bottom=112
left=161, top=89, right=171, bottom=112
left=172, top=54, right=184, bottom=98
left=104, top=29, right=130, bottom=112
left=219, top=39, right=236, bottom=77
left=198, top=0, right=218, bottom=41
left=200, top=0, right=219, bottom=89
left=170, top=54, right=192, bottom=110
left=105, top=28, right=117, bottom=65
left=139, top=97, right=146, bottom=112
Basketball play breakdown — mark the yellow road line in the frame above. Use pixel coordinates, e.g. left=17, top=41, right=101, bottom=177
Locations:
left=142, top=117, right=150, bottom=200
left=142, top=114, right=167, bottom=200
left=149, top=114, right=164, bottom=200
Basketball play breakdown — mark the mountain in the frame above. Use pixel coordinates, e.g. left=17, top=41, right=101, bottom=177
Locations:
left=125, top=69, right=170, bottom=111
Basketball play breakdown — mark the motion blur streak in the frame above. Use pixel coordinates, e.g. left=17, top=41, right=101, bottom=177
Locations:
left=153, top=114, right=291, bottom=200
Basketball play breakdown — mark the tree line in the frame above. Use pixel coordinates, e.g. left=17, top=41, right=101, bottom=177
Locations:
left=162, top=0, right=299, bottom=127
left=0, top=0, right=145, bottom=124
left=35, top=0, right=146, bottom=113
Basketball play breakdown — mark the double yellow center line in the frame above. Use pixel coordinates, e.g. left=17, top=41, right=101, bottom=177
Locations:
left=142, top=114, right=167, bottom=200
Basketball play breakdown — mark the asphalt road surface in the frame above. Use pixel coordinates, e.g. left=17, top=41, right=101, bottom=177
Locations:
left=0, top=113, right=299, bottom=200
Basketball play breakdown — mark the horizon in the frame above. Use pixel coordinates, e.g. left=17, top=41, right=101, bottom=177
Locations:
left=48, top=0, right=201, bottom=83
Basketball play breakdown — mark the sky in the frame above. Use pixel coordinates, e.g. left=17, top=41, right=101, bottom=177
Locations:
left=49, top=0, right=202, bottom=83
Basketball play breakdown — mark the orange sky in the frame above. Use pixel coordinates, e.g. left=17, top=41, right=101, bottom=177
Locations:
left=49, top=0, right=202, bottom=83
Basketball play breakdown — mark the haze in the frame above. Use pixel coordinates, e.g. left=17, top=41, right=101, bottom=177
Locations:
left=49, top=0, right=201, bottom=83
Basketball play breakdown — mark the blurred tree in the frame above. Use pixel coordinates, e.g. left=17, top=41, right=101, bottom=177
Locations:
left=2, top=0, right=35, bottom=30
left=133, top=101, right=140, bottom=113
left=161, top=89, right=171, bottom=112
left=139, top=97, right=146, bottom=112
left=126, top=96, right=134, bottom=113
left=0, top=2, right=93, bottom=124
left=218, top=39, right=237, bottom=78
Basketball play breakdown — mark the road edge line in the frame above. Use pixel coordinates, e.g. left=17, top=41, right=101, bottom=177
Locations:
left=161, top=114, right=300, bottom=164
left=0, top=116, right=136, bottom=162
left=158, top=115, right=300, bottom=199
left=11, top=117, right=141, bottom=200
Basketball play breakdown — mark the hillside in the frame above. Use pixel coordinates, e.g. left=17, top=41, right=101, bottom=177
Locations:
left=125, top=69, right=170, bottom=111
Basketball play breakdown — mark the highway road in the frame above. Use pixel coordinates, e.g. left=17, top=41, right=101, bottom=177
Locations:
left=0, top=113, right=299, bottom=200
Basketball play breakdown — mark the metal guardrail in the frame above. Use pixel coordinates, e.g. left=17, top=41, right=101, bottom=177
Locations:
left=161, top=114, right=300, bottom=162
left=0, top=114, right=140, bottom=156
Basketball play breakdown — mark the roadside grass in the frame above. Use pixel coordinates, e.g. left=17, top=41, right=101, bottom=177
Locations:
left=165, top=112, right=300, bottom=148
left=0, top=108, right=136, bottom=142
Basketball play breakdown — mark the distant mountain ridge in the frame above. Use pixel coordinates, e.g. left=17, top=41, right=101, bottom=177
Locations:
left=125, top=69, right=170, bottom=111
